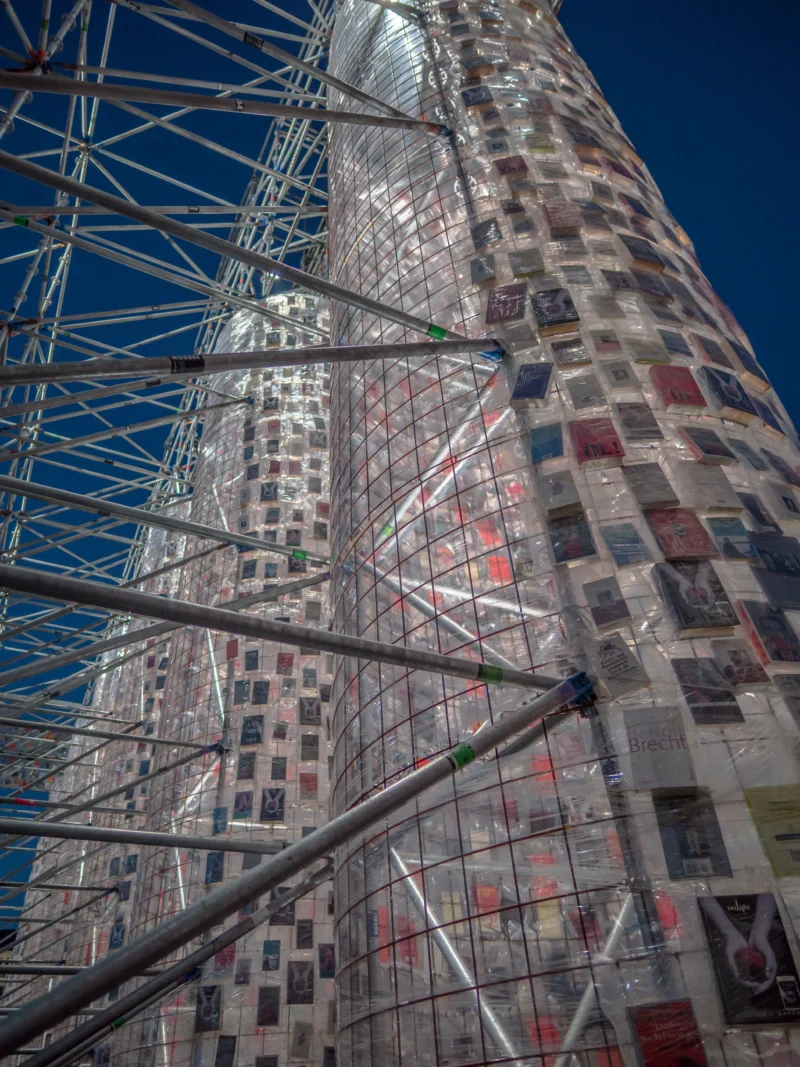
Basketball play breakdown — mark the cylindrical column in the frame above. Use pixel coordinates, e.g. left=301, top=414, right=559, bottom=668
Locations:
left=327, top=3, right=800, bottom=1067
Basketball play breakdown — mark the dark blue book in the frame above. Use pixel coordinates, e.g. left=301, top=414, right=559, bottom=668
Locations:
left=658, top=329, right=693, bottom=358
left=601, top=523, right=652, bottom=566
left=511, top=362, right=553, bottom=407
left=529, top=422, right=563, bottom=464
left=706, top=517, right=759, bottom=561
left=728, top=339, right=770, bottom=390
left=653, top=790, right=731, bottom=879
left=752, top=394, right=785, bottom=436
left=698, top=366, right=757, bottom=424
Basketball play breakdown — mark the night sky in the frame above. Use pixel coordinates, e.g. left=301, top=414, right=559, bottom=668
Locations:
left=561, top=0, right=800, bottom=428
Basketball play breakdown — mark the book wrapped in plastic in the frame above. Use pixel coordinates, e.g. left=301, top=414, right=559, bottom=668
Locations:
left=327, top=2, right=800, bottom=1066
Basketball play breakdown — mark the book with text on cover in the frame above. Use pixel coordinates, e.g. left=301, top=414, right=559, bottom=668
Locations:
left=706, top=517, right=758, bottom=561
left=646, top=509, right=717, bottom=561
left=530, top=422, right=563, bottom=464
left=649, top=364, right=706, bottom=413
left=628, top=1000, right=708, bottom=1067
left=653, top=789, right=731, bottom=880
left=737, top=600, right=800, bottom=665
left=510, top=362, right=553, bottom=407
left=699, top=894, right=800, bottom=1025
left=570, top=418, right=625, bottom=469
left=621, top=705, right=696, bottom=790
left=751, top=532, right=800, bottom=611
left=583, top=574, right=631, bottom=629
left=531, top=287, right=580, bottom=336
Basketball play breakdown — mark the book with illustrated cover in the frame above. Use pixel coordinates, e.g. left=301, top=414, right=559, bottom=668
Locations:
left=752, top=394, right=786, bottom=438
left=654, top=561, right=737, bottom=635
left=698, top=366, right=757, bottom=425
left=602, top=360, right=637, bottom=390
left=653, top=790, right=732, bottom=879
left=551, top=337, right=590, bottom=366
left=566, top=372, right=604, bottom=411
left=751, top=533, right=800, bottom=610
left=761, top=449, right=800, bottom=488
left=590, top=634, right=650, bottom=698
left=699, top=893, right=800, bottom=1025
left=510, top=362, right=553, bottom=407
left=621, top=705, right=696, bottom=790
left=738, top=492, right=781, bottom=535
left=628, top=1000, right=709, bottom=1067
left=530, top=422, right=564, bottom=464
left=671, top=657, right=744, bottom=724
left=738, top=600, right=800, bottom=664
left=619, top=233, right=666, bottom=273
left=617, top=402, right=664, bottom=441
left=728, top=339, right=770, bottom=392
left=548, top=513, right=597, bottom=564
left=692, top=333, right=734, bottom=369
left=679, top=426, right=736, bottom=465
left=764, top=483, right=800, bottom=524
left=590, top=328, right=622, bottom=354
left=726, top=437, right=769, bottom=471
left=706, top=517, right=758, bottom=560
left=531, top=288, right=580, bottom=336
left=658, top=329, right=694, bottom=359
left=711, top=638, right=770, bottom=688
left=461, top=84, right=494, bottom=110
left=601, top=523, right=652, bottom=566
left=486, top=282, right=527, bottom=324
left=583, top=574, right=631, bottom=629
left=570, top=418, right=625, bottom=468
left=675, top=463, right=740, bottom=512
left=623, top=464, right=679, bottom=510
left=649, top=364, right=706, bottom=413
left=539, top=469, right=582, bottom=517
left=744, top=785, right=800, bottom=877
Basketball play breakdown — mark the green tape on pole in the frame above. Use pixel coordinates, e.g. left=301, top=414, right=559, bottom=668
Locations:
left=13, top=215, right=29, bottom=227
left=477, top=664, right=503, bottom=683
left=450, top=743, right=475, bottom=769
left=111, top=1017, right=124, bottom=1029
left=427, top=324, right=447, bottom=341
left=291, top=550, right=307, bottom=560
left=380, top=524, right=393, bottom=537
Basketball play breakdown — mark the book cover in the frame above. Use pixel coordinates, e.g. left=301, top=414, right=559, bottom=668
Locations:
left=764, top=483, right=800, bottom=523
left=649, top=365, right=706, bottom=412
left=486, top=282, right=527, bottom=324
left=531, top=288, right=580, bottom=336
left=738, top=495, right=781, bottom=539
left=653, top=790, right=731, bottom=879
left=619, top=233, right=666, bottom=273
left=699, top=366, right=757, bottom=424
left=751, top=533, right=800, bottom=610
left=547, top=513, right=597, bottom=564
left=539, top=469, right=582, bottom=517
left=510, top=362, right=553, bottom=406
left=551, top=337, right=590, bottom=366
left=617, top=402, right=664, bottom=441
left=628, top=1000, right=709, bottom=1067
left=602, top=360, right=637, bottom=390
left=745, top=785, right=800, bottom=877
left=544, top=200, right=583, bottom=236
left=566, top=372, right=604, bottom=411
left=589, top=634, right=650, bottom=698
left=570, top=418, right=625, bottom=468
left=728, top=339, right=770, bottom=392
left=509, top=247, right=545, bottom=277
left=624, top=463, right=679, bottom=510
left=658, top=329, right=694, bottom=358
left=692, top=333, right=734, bottom=369
left=711, top=638, right=770, bottom=688
left=470, top=217, right=502, bottom=250
left=530, top=422, right=564, bottom=464
left=675, top=463, right=740, bottom=512
left=761, top=449, right=800, bottom=488
left=671, top=658, right=744, bottom=724
left=752, top=394, right=786, bottom=437
left=621, top=705, right=696, bottom=790
left=706, top=517, right=758, bottom=560
left=726, top=438, right=769, bottom=471
left=584, top=574, right=631, bottom=628
left=679, top=426, right=736, bottom=465
left=654, top=561, right=737, bottom=635
left=601, top=523, right=652, bottom=566
left=646, top=509, right=717, bottom=560
left=470, top=255, right=496, bottom=286
left=737, top=601, right=800, bottom=664
left=699, top=894, right=800, bottom=1025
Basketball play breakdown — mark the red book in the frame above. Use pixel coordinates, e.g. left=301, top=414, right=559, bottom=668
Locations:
left=569, top=418, right=625, bottom=468
left=645, top=508, right=717, bottom=560
left=629, top=1000, right=708, bottom=1067
left=649, top=365, right=706, bottom=412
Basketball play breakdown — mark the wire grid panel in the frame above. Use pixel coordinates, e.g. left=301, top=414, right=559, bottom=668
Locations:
left=327, top=2, right=800, bottom=1067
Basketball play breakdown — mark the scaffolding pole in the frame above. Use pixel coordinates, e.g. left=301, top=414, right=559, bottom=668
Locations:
left=0, top=562, right=561, bottom=692
left=0, top=673, right=590, bottom=1054
left=0, top=338, right=498, bottom=386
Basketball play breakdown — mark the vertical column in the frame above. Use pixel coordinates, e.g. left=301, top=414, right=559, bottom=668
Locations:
left=328, top=3, right=800, bottom=1067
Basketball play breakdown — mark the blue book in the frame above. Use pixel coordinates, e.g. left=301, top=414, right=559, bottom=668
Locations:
left=600, top=523, right=652, bottom=566
left=529, top=422, right=563, bottom=464
left=706, top=517, right=759, bottom=561
left=698, top=366, right=757, bottom=424
left=511, top=362, right=553, bottom=406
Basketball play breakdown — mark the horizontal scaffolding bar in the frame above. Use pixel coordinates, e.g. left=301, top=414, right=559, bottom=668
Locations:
left=0, top=73, right=447, bottom=133
left=0, top=964, right=162, bottom=977
left=0, top=473, right=329, bottom=563
left=0, top=675, right=588, bottom=1052
left=0, top=817, right=286, bottom=856
left=0, top=152, right=464, bottom=341
left=0, top=717, right=207, bottom=751
left=0, top=881, right=109, bottom=893
left=0, top=338, right=499, bottom=386
left=9, top=204, right=328, bottom=217
left=0, top=563, right=561, bottom=692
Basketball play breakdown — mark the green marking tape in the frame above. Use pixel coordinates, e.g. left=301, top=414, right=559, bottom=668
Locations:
left=111, top=1018, right=124, bottom=1029
left=427, top=324, right=447, bottom=341
left=13, top=215, right=29, bottom=227
left=450, top=743, right=475, bottom=769
left=291, top=549, right=307, bottom=560
left=380, top=524, right=393, bottom=537
left=477, top=664, right=503, bottom=683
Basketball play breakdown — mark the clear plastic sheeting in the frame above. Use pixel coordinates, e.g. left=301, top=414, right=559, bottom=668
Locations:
left=327, top=2, right=800, bottom=1066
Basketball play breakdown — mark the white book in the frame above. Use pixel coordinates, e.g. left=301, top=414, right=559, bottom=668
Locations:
left=675, top=461, right=741, bottom=511
left=538, top=469, right=582, bottom=517
left=621, top=706, right=696, bottom=790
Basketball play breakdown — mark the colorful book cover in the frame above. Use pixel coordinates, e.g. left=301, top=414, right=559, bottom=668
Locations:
left=658, top=329, right=694, bottom=358
left=711, top=639, right=770, bottom=688
left=551, top=337, right=590, bottom=366
left=530, top=422, right=564, bottom=464
left=486, top=282, right=527, bottom=324
left=652, top=790, right=732, bottom=879
left=679, top=426, right=736, bottom=465
left=649, top=364, right=706, bottom=410
left=706, top=517, right=759, bottom=560
left=584, top=574, right=631, bottom=628
left=728, top=339, right=770, bottom=390
left=548, top=513, right=597, bottom=564
left=531, top=287, right=580, bottom=333
left=570, top=417, right=625, bottom=467
left=510, top=362, right=553, bottom=404
left=601, top=523, right=652, bottom=566
left=646, top=509, right=717, bottom=560
left=628, top=1000, right=708, bottom=1067
left=737, top=600, right=800, bottom=664
left=738, top=492, right=781, bottom=535
left=726, top=437, right=769, bottom=471
left=699, top=894, right=800, bottom=1025
left=699, top=366, right=757, bottom=423
left=752, top=533, right=800, bottom=611
left=745, top=785, right=800, bottom=877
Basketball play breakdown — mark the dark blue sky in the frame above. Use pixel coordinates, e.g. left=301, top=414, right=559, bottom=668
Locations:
left=561, top=0, right=800, bottom=427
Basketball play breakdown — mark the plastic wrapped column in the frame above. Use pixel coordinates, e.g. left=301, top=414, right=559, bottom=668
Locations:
left=328, top=3, right=800, bottom=1067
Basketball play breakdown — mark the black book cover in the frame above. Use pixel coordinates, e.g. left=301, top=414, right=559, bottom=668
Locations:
left=652, top=790, right=731, bottom=879
left=653, top=561, right=737, bottom=634
left=671, top=657, right=744, bottom=724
